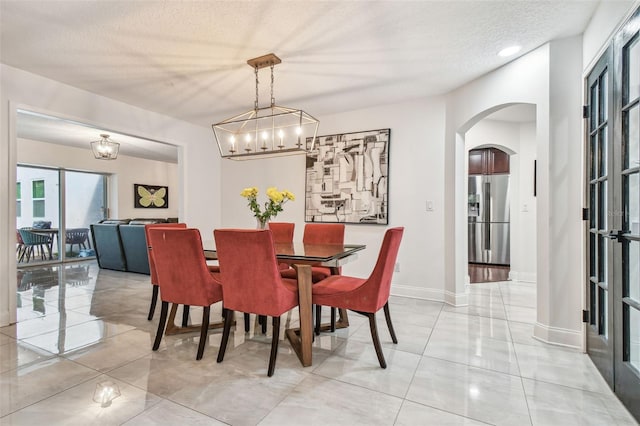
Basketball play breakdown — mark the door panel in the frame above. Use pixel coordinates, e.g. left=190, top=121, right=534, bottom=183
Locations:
left=489, top=175, right=510, bottom=223
left=487, top=223, right=510, bottom=265
left=586, top=46, right=614, bottom=387
left=468, top=223, right=483, bottom=263
left=611, top=11, right=640, bottom=420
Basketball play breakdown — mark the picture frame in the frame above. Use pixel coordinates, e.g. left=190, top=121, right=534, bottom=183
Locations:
left=304, top=128, right=389, bottom=224
left=134, top=184, right=168, bottom=209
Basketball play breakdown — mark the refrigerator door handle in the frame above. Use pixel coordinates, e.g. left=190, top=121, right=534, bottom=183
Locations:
left=484, top=180, right=491, bottom=250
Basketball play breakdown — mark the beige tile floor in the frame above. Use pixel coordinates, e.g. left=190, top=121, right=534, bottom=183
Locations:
left=1, top=261, right=637, bottom=425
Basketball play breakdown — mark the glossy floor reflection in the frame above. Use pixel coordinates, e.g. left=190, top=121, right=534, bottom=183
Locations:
left=1, top=261, right=636, bottom=425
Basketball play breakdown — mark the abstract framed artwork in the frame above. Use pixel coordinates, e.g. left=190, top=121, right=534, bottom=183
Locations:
left=304, top=128, right=389, bottom=224
left=134, top=184, right=168, bottom=209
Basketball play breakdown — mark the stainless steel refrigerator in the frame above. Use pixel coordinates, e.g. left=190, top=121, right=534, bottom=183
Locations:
left=468, top=175, right=510, bottom=265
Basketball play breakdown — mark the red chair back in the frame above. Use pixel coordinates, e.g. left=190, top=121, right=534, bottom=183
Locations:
left=147, top=228, right=222, bottom=306
left=304, top=223, right=346, bottom=278
left=303, top=223, right=345, bottom=244
left=214, top=229, right=298, bottom=317
left=145, top=223, right=187, bottom=285
left=268, top=222, right=295, bottom=243
left=365, top=227, right=404, bottom=311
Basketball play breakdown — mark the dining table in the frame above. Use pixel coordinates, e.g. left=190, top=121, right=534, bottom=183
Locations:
left=202, top=241, right=366, bottom=367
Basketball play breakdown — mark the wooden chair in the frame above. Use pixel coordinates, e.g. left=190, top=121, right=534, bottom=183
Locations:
left=214, top=229, right=299, bottom=376
left=148, top=228, right=224, bottom=360
left=311, top=227, right=404, bottom=368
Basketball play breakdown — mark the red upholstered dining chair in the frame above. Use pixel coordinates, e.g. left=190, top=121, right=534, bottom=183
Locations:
left=214, top=229, right=299, bottom=377
left=145, top=223, right=187, bottom=321
left=239, top=222, right=296, bottom=334
left=145, top=223, right=221, bottom=323
left=268, top=222, right=295, bottom=270
left=311, top=227, right=404, bottom=368
left=282, top=223, right=345, bottom=333
left=147, top=228, right=223, bottom=360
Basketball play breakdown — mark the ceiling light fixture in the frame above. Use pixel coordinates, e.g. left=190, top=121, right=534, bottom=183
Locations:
left=90, top=133, right=119, bottom=160
left=498, top=45, right=522, bottom=57
left=212, top=53, right=319, bottom=160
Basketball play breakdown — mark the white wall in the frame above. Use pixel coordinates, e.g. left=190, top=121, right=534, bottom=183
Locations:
left=17, top=138, right=179, bottom=220
left=465, top=118, right=537, bottom=283
left=445, top=38, right=589, bottom=348
left=583, top=0, right=637, bottom=73
left=518, top=122, right=538, bottom=282
left=446, top=44, right=551, bottom=313
left=0, top=64, right=221, bottom=326
left=221, top=97, right=449, bottom=301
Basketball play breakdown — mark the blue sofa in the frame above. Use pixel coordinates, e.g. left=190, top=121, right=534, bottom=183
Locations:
left=91, top=218, right=177, bottom=274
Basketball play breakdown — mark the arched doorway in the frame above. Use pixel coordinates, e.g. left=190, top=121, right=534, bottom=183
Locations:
left=463, top=104, right=537, bottom=285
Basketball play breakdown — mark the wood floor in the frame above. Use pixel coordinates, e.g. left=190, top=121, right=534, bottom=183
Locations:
left=468, top=263, right=510, bottom=283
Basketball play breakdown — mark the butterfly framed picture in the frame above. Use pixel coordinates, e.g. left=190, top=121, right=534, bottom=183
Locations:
left=134, top=184, right=169, bottom=209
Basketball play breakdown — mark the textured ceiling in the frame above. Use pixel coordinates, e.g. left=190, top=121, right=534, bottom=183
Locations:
left=1, top=0, right=599, bottom=130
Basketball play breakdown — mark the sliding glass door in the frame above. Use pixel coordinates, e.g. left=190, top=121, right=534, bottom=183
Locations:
left=16, top=165, right=107, bottom=265
left=64, top=170, right=106, bottom=259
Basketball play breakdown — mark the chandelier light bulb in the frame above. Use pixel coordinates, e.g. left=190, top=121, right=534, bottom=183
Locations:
left=278, top=129, right=285, bottom=149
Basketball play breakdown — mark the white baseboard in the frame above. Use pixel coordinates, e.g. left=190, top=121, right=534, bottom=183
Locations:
left=391, top=284, right=445, bottom=303
left=533, top=322, right=582, bottom=349
left=0, top=310, right=10, bottom=328
left=445, top=290, right=468, bottom=307
left=391, top=285, right=469, bottom=307
left=508, top=271, right=537, bottom=283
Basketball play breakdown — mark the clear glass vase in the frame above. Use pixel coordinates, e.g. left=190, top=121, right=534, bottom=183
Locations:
left=256, top=218, right=269, bottom=229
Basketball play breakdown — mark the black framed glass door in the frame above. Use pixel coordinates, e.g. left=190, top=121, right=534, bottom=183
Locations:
left=614, top=15, right=640, bottom=418
left=585, top=9, right=640, bottom=421
left=586, top=46, right=615, bottom=387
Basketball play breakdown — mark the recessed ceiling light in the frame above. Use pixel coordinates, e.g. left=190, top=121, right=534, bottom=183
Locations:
left=498, top=45, right=521, bottom=57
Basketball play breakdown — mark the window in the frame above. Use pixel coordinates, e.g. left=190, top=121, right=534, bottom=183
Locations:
left=16, top=182, right=21, bottom=217
left=32, top=179, right=45, bottom=218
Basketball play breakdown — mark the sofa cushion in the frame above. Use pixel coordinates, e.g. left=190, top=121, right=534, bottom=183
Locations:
left=90, top=223, right=127, bottom=271
left=119, top=224, right=151, bottom=274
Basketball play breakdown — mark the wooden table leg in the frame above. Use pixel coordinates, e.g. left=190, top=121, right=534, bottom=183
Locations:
left=286, top=264, right=313, bottom=367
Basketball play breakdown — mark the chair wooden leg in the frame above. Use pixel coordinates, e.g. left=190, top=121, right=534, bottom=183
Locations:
left=153, top=301, right=169, bottom=351
left=147, top=285, right=159, bottom=321
left=196, top=306, right=210, bottom=360
left=330, top=307, right=336, bottom=332
left=244, top=313, right=250, bottom=332
left=383, top=302, right=398, bottom=344
left=217, top=309, right=234, bottom=363
left=259, top=315, right=267, bottom=334
left=268, top=316, right=281, bottom=377
left=368, top=313, right=387, bottom=369
left=315, top=305, right=321, bottom=335
left=182, top=305, right=190, bottom=327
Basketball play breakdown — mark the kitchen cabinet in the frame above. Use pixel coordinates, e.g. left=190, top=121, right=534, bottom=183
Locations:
left=468, top=148, right=509, bottom=175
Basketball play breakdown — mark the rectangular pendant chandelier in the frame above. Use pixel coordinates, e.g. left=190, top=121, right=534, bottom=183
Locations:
left=212, top=53, right=319, bottom=160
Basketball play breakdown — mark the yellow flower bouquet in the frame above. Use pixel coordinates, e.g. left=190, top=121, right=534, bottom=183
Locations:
left=240, top=186, right=295, bottom=228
